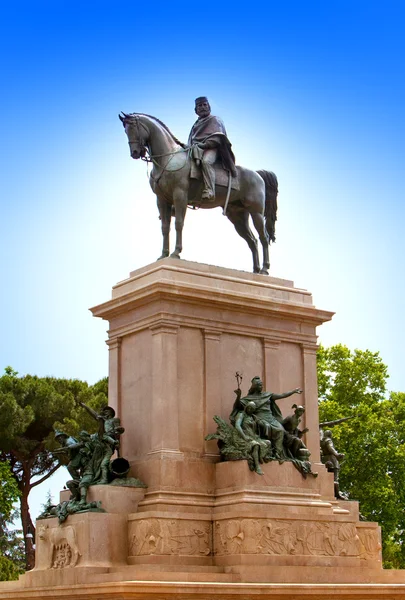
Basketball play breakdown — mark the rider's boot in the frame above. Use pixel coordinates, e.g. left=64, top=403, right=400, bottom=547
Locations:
left=201, top=188, right=215, bottom=200
left=201, top=161, right=216, bottom=201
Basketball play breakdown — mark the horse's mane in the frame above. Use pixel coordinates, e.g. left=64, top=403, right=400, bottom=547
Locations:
left=128, top=113, right=187, bottom=148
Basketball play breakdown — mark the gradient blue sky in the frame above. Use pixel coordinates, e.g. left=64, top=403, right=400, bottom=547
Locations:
left=1, top=1, right=404, bottom=513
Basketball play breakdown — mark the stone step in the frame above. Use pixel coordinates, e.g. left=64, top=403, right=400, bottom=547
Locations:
left=86, top=565, right=240, bottom=584
left=120, top=564, right=227, bottom=573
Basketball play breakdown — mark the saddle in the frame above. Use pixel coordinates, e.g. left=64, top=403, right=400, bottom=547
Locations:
left=190, top=152, right=240, bottom=191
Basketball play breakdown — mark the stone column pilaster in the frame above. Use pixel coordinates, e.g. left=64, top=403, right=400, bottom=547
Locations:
left=301, top=344, right=320, bottom=462
left=106, top=337, right=121, bottom=416
left=149, top=324, right=180, bottom=453
left=203, top=329, right=222, bottom=457
left=263, top=338, right=281, bottom=392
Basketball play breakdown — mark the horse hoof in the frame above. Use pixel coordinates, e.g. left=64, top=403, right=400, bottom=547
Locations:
left=157, top=254, right=169, bottom=261
left=259, top=268, right=269, bottom=275
left=169, top=253, right=181, bottom=259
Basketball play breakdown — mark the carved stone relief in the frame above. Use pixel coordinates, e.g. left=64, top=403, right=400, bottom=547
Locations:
left=214, top=519, right=381, bottom=560
left=37, top=524, right=81, bottom=569
left=129, top=519, right=211, bottom=556
left=357, top=527, right=382, bottom=560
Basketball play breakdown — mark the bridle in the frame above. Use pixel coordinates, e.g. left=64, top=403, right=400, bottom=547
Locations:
left=125, top=115, right=150, bottom=159
left=125, top=115, right=188, bottom=178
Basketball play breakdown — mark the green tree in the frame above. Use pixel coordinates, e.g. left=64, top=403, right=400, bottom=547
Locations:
left=317, top=344, right=405, bottom=568
left=0, top=368, right=108, bottom=570
left=0, top=520, right=25, bottom=580
left=0, top=556, right=21, bottom=582
left=0, top=461, right=23, bottom=580
left=0, top=461, right=19, bottom=522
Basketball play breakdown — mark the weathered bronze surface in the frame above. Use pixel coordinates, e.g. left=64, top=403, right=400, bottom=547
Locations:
left=78, top=402, right=124, bottom=483
left=188, top=97, right=236, bottom=200
left=206, top=375, right=317, bottom=477
left=44, top=406, right=144, bottom=523
left=119, top=101, right=278, bottom=274
left=37, top=498, right=105, bottom=523
left=320, top=429, right=347, bottom=499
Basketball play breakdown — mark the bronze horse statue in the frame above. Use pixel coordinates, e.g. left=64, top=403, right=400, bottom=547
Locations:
left=119, top=113, right=278, bottom=274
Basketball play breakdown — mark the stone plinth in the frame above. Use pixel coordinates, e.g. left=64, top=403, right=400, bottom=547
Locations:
left=22, top=512, right=127, bottom=588
left=213, top=462, right=382, bottom=577
left=91, top=259, right=333, bottom=508
left=59, top=484, right=146, bottom=514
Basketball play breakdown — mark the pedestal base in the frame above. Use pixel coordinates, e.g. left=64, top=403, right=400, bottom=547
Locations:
left=4, top=577, right=405, bottom=600
left=1, top=261, right=404, bottom=598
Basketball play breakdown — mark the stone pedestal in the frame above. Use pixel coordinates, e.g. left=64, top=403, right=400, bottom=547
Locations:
left=212, top=461, right=383, bottom=582
left=2, top=259, right=405, bottom=599
left=92, top=259, right=333, bottom=500
left=59, top=483, right=146, bottom=514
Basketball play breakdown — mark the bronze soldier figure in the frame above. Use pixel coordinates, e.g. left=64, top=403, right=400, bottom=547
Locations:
left=320, top=429, right=346, bottom=499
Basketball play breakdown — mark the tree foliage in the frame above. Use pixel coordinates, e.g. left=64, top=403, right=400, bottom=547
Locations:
left=0, top=461, right=19, bottom=522
left=0, top=367, right=108, bottom=570
left=0, top=461, right=23, bottom=580
left=317, top=344, right=405, bottom=568
left=0, top=556, right=22, bottom=582
left=0, top=521, right=25, bottom=580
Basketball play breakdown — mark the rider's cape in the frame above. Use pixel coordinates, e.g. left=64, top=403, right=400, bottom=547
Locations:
left=188, top=115, right=237, bottom=177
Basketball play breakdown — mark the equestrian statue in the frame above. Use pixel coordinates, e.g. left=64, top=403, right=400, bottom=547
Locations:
left=119, top=97, right=278, bottom=274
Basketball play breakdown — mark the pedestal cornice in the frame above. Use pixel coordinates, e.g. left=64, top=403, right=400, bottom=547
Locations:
left=90, top=259, right=334, bottom=329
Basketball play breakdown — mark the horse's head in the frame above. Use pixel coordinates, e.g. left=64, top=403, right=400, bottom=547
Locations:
left=119, top=112, right=148, bottom=160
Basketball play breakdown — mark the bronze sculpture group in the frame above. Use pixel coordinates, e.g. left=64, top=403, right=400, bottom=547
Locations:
left=119, top=97, right=278, bottom=274
left=42, top=384, right=350, bottom=525
left=207, top=376, right=316, bottom=478
left=206, top=375, right=352, bottom=491
left=40, top=403, right=144, bottom=523
left=53, top=403, right=125, bottom=505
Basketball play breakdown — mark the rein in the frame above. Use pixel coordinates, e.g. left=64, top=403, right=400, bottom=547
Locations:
left=141, top=147, right=188, bottom=173
left=125, top=116, right=229, bottom=212
left=126, top=115, right=188, bottom=175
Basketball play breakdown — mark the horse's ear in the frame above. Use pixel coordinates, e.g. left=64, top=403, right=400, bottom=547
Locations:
left=119, top=113, right=124, bottom=122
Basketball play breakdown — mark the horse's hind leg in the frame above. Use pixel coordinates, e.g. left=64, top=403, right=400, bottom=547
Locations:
left=226, top=206, right=260, bottom=273
left=250, top=212, right=270, bottom=275
left=157, top=197, right=171, bottom=260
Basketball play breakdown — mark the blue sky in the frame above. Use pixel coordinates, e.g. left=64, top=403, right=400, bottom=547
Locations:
left=1, top=1, right=404, bottom=513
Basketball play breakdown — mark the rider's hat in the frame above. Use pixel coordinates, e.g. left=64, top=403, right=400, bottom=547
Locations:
left=195, top=96, right=209, bottom=106
left=101, top=405, right=116, bottom=417
left=54, top=429, right=67, bottom=438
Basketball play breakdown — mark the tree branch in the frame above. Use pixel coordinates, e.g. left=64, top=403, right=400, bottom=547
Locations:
left=30, top=463, right=61, bottom=489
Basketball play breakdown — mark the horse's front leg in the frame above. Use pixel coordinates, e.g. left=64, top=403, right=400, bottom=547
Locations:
left=157, top=197, right=171, bottom=260
left=170, top=190, right=188, bottom=259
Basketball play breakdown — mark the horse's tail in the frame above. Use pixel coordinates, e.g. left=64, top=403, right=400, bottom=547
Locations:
left=257, top=170, right=278, bottom=242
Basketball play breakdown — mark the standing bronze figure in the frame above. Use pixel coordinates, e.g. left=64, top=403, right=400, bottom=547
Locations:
left=119, top=97, right=278, bottom=274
